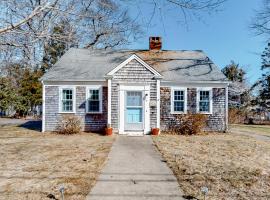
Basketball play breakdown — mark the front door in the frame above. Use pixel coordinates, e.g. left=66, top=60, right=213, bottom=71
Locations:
left=124, top=91, right=144, bottom=131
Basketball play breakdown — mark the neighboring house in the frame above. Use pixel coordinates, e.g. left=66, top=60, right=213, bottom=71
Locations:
left=41, top=37, right=229, bottom=134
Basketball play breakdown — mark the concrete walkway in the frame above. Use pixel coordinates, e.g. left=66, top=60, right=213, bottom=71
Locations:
left=86, top=136, right=184, bottom=200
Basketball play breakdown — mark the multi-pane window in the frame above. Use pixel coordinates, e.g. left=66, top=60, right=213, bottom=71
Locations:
left=61, top=89, right=73, bottom=112
left=199, top=90, right=210, bottom=112
left=174, top=90, right=185, bottom=112
left=126, top=91, right=143, bottom=123
left=88, top=89, right=101, bottom=112
left=171, top=89, right=186, bottom=113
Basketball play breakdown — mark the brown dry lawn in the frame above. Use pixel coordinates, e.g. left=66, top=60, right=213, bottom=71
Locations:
left=230, top=124, right=270, bottom=137
left=0, top=126, right=114, bottom=200
left=153, top=133, right=270, bottom=200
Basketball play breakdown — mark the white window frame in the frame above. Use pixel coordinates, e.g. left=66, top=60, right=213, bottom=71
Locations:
left=86, top=86, right=103, bottom=114
left=171, top=87, right=187, bottom=114
left=197, top=87, right=213, bottom=114
left=59, top=86, right=76, bottom=113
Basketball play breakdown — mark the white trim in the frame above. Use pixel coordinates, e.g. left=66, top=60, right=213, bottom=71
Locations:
left=156, top=80, right=160, bottom=128
left=119, top=85, right=150, bottom=91
left=161, top=80, right=231, bottom=84
left=85, top=85, right=103, bottom=114
left=161, top=82, right=228, bottom=88
left=225, top=84, right=229, bottom=132
left=59, top=86, right=76, bottom=113
left=196, top=87, right=213, bottom=114
left=119, top=85, right=150, bottom=135
left=170, top=87, right=188, bottom=114
left=106, top=54, right=162, bottom=77
left=43, top=81, right=107, bottom=86
left=42, top=82, right=45, bottom=132
left=107, top=79, right=112, bottom=125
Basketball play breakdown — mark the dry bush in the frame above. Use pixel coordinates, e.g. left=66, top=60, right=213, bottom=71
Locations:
left=229, top=108, right=246, bottom=124
left=56, top=115, right=82, bottom=134
left=167, top=114, right=207, bottom=135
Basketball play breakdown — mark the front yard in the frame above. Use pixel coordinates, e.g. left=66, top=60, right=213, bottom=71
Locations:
left=153, top=133, right=270, bottom=200
left=230, top=124, right=270, bottom=137
left=0, top=126, right=114, bottom=200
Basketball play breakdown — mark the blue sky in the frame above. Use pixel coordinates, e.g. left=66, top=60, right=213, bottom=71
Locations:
left=128, top=0, right=266, bottom=84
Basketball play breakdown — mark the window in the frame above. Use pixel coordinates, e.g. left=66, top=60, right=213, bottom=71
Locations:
left=126, top=91, right=143, bottom=123
left=197, top=89, right=212, bottom=114
left=87, top=86, right=102, bottom=113
left=60, top=88, right=75, bottom=112
left=171, top=88, right=187, bottom=113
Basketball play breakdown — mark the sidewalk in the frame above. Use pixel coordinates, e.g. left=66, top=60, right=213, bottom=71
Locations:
left=86, top=135, right=184, bottom=200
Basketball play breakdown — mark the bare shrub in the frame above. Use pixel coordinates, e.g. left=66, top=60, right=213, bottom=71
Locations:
left=167, top=114, right=207, bottom=135
left=229, top=108, right=246, bottom=124
left=56, top=115, right=81, bottom=134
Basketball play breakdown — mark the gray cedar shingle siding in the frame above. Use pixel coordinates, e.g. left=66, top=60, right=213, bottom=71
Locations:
left=45, top=86, right=60, bottom=131
left=111, top=59, right=157, bottom=131
left=160, top=87, right=226, bottom=132
left=44, top=86, right=107, bottom=132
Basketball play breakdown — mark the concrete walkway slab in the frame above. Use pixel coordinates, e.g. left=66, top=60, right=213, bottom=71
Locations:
left=86, top=136, right=184, bottom=200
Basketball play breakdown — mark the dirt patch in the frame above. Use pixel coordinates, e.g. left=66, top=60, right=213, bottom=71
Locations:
left=153, top=134, right=270, bottom=200
left=0, top=126, right=114, bottom=200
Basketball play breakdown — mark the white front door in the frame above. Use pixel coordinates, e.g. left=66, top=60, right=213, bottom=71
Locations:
left=119, top=85, right=150, bottom=134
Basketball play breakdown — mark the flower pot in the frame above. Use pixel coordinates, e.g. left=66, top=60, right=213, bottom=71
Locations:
left=105, top=127, right=113, bottom=136
left=152, top=128, right=160, bottom=135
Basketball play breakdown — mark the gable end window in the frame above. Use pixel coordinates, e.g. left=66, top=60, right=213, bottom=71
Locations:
left=171, top=88, right=187, bottom=114
left=197, top=88, right=212, bottom=114
left=60, top=87, right=75, bottom=113
left=87, top=86, right=102, bottom=113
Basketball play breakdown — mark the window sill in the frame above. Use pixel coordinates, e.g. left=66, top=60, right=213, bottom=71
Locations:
left=58, top=112, right=75, bottom=114
left=86, top=112, right=103, bottom=114
left=197, top=112, right=212, bottom=115
left=171, top=111, right=187, bottom=114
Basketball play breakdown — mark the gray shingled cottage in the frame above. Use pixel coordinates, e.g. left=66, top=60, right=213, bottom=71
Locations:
left=41, top=37, right=229, bottom=134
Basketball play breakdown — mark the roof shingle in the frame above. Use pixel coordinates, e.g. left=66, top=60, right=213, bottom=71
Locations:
left=41, top=48, right=227, bottom=82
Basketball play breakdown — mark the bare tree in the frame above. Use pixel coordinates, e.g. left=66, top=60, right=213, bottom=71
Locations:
left=0, top=0, right=140, bottom=66
left=0, top=0, right=227, bottom=67
left=250, top=0, right=270, bottom=36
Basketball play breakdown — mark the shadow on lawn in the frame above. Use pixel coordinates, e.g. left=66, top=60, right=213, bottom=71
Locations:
left=19, top=120, right=42, bottom=131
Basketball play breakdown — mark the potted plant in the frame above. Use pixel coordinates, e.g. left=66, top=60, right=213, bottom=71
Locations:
left=151, top=128, right=160, bottom=135
left=105, top=124, right=113, bottom=136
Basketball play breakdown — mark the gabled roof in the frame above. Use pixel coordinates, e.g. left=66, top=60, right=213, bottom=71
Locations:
left=41, top=48, right=228, bottom=82
left=106, top=54, right=162, bottom=78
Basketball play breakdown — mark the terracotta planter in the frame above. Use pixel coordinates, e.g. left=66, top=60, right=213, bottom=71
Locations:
left=105, top=127, right=113, bottom=136
left=152, top=128, right=160, bottom=135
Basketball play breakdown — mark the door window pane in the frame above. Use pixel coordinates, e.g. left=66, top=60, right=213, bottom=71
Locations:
left=127, top=108, right=142, bottom=123
left=127, top=91, right=142, bottom=106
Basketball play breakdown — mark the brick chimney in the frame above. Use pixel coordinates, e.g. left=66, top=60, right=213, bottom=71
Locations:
left=149, top=36, right=162, bottom=50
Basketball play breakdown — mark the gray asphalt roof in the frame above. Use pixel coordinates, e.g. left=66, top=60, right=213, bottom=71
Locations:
left=41, top=48, right=227, bottom=82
